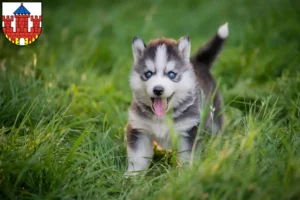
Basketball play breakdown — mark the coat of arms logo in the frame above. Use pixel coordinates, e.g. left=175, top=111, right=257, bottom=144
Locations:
left=2, top=2, right=42, bottom=46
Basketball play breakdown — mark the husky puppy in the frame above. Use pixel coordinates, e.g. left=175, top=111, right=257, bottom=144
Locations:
left=126, top=23, right=228, bottom=174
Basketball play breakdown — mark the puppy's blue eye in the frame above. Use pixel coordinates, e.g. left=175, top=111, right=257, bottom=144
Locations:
left=168, top=71, right=177, bottom=79
left=145, top=71, right=153, bottom=78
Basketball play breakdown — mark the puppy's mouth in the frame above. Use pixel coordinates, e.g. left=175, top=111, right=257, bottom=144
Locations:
left=150, top=94, right=174, bottom=116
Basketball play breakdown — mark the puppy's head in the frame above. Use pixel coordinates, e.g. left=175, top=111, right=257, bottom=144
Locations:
left=130, top=36, right=196, bottom=117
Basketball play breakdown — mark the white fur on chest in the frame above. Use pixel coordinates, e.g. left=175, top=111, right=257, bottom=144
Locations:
left=128, top=110, right=199, bottom=149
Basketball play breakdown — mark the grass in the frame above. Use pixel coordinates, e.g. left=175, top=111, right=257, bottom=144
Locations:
left=0, top=0, right=299, bottom=199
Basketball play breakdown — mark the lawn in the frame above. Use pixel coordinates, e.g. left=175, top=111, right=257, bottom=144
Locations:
left=0, top=0, right=300, bottom=199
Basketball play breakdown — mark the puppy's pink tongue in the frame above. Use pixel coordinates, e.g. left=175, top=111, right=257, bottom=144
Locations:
left=153, top=98, right=167, bottom=116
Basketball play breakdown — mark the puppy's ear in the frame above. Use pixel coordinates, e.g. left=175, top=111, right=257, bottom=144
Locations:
left=178, top=36, right=191, bottom=61
left=132, top=37, right=146, bottom=62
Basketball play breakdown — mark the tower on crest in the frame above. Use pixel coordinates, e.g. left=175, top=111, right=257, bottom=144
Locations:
left=2, top=2, right=42, bottom=45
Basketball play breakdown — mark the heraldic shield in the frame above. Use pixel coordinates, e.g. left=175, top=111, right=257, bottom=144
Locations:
left=2, top=2, right=42, bottom=46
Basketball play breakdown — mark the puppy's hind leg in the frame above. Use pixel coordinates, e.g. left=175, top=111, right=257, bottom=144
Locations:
left=177, top=125, right=199, bottom=166
left=126, top=125, right=153, bottom=176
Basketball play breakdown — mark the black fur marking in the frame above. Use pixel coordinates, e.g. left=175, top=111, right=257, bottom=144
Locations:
left=144, top=46, right=157, bottom=60
left=134, top=54, right=155, bottom=75
left=134, top=59, right=147, bottom=74
left=185, top=124, right=200, bottom=149
left=213, top=91, right=223, bottom=130
left=166, top=45, right=181, bottom=62
left=191, top=34, right=226, bottom=68
left=142, top=44, right=180, bottom=62
left=127, top=125, right=141, bottom=150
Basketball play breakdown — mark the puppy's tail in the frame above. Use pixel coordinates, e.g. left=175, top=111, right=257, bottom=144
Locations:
left=191, top=23, right=229, bottom=69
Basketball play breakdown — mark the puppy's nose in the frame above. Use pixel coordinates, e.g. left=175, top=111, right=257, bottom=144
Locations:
left=153, top=86, right=164, bottom=96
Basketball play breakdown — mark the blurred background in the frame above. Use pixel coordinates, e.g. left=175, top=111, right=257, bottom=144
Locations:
left=0, top=0, right=299, bottom=199
left=1, top=0, right=299, bottom=125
